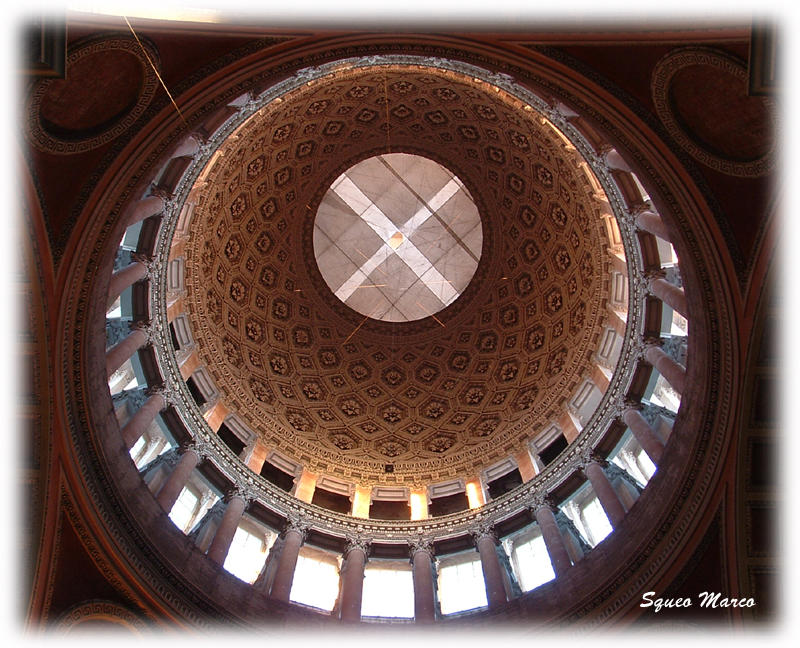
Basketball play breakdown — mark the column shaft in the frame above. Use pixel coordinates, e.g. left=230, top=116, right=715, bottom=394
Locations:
left=645, top=345, right=687, bottom=395
left=534, top=506, right=572, bottom=577
left=476, top=534, right=507, bottom=609
left=121, top=393, right=166, bottom=450
left=411, top=549, right=436, bottom=623
left=339, top=547, right=367, bottom=622
left=636, top=211, right=670, bottom=241
left=107, top=261, right=147, bottom=308
left=156, top=448, right=199, bottom=512
left=106, top=329, right=147, bottom=378
left=584, top=461, right=626, bottom=528
left=623, top=408, right=665, bottom=464
left=270, top=528, right=304, bottom=601
left=206, top=495, right=246, bottom=565
left=126, top=196, right=164, bottom=226
left=649, top=277, right=689, bottom=319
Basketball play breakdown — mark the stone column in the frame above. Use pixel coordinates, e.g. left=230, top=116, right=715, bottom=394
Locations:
left=533, top=501, right=572, bottom=577
left=126, top=195, right=165, bottom=226
left=604, top=149, right=631, bottom=172
left=644, top=344, right=687, bottom=394
left=622, top=407, right=665, bottom=464
left=582, top=456, right=626, bottom=528
left=106, top=328, right=147, bottom=378
left=206, top=492, right=247, bottom=565
left=648, top=277, right=689, bottom=319
left=472, top=525, right=507, bottom=609
left=107, top=261, right=147, bottom=309
left=121, top=392, right=166, bottom=450
left=155, top=446, right=200, bottom=512
left=636, top=210, right=670, bottom=241
left=409, top=538, right=436, bottom=623
left=339, top=537, right=369, bottom=623
left=269, top=522, right=307, bottom=601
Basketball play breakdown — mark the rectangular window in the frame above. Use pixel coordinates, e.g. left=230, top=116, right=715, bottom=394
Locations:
left=168, top=486, right=199, bottom=533
left=510, top=531, right=555, bottom=592
left=437, top=553, right=487, bottom=615
left=361, top=561, right=414, bottom=618
left=223, top=523, right=274, bottom=584
left=289, top=547, right=340, bottom=611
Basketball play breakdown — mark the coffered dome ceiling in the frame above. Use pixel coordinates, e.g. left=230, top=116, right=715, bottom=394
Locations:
left=178, top=62, right=615, bottom=486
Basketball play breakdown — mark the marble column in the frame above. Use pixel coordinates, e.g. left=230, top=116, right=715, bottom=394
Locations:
left=155, top=446, right=200, bottom=512
left=339, top=538, right=368, bottom=623
left=106, top=328, right=147, bottom=378
left=409, top=538, right=436, bottom=623
left=604, top=149, right=632, bottom=172
left=649, top=277, right=689, bottom=319
left=622, top=407, right=665, bottom=464
left=126, top=195, right=164, bottom=226
left=206, top=492, right=247, bottom=565
left=583, top=458, right=626, bottom=528
left=107, top=261, right=147, bottom=309
left=533, top=502, right=572, bottom=577
left=269, top=523, right=306, bottom=601
left=636, top=210, right=670, bottom=241
left=473, top=526, right=507, bottom=609
left=121, top=392, right=166, bottom=450
left=644, top=344, right=687, bottom=394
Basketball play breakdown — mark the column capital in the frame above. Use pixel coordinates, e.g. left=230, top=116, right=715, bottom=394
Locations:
left=130, top=320, right=156, bottom=345
left=630, top=201, right=655, bottom=217
left=148, top=183, right=172, bottom=201
left=222, top=487, right=245, bottom=504
left=283, top=514, right=311, bottom=540
left=529, top=493, right=560, bottom=514
left=343, top=534, right=370, bottom=558
left=144, top=384, right=172, bottom=405
left=577, top=448, right=606, bottom=471
left=408, top=535, right=435, bottom=559
left=469, top=520, right=498, bottom=545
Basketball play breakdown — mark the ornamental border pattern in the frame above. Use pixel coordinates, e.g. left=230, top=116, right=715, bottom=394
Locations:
left=650, top=46, right=777, bottom=178
left=25, top=34, right=161, bottom=155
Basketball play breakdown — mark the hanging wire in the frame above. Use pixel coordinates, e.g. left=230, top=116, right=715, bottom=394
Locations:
left=124, top=16, right=188, bottom=127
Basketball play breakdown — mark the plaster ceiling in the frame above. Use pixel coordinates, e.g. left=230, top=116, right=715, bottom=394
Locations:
left=178, top=63, right=615, bottom=486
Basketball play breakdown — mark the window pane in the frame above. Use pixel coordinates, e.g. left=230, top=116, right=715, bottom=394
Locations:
left=437, top=556, right=487, bottom=615
left=512, top=533, right=554, bottom=592
left=582, top=496, right=612, bottom=546
left=168, top=487, right=198, bottom=533
left=223, top=526, right=273, bottom=584
left=290, top=552, right=340, bottom=611
left=361, top=564, right=414, bottom=618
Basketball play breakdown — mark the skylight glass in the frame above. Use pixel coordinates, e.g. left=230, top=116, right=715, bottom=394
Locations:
left=314, top=153, right=482, bottom=322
